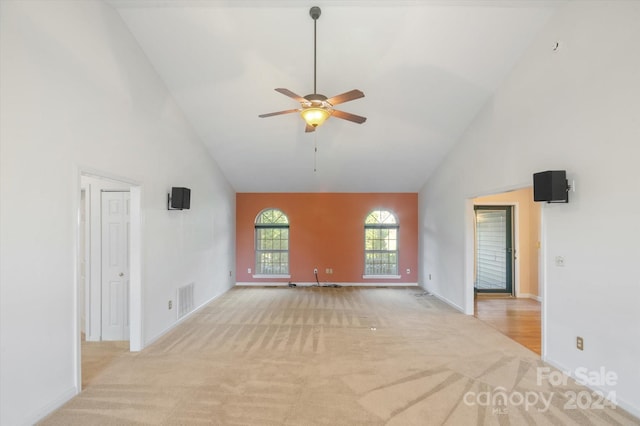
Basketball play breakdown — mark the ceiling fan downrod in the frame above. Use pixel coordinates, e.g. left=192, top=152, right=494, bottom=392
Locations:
left=258, top=5, right=366, bottom=131
left=310, top=6, right=321, bottom=95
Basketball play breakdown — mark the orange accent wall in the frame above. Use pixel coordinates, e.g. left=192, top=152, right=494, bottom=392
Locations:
left=236, top=193, right=418, bottom=284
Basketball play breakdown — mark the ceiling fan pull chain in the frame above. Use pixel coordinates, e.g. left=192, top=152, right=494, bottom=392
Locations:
left=314, top=134, right=318, bottom=172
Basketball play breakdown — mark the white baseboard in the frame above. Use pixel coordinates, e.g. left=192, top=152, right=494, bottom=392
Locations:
left=144, top=286, right=231, bottom=348
left=543, top=358, right=640, bottom=420
left=235, top=282, right=418, bottom=287
left=423, top=288, right=465, bottom=313
left=519, top=293, right=542, bottom=302
left=26, top=386, right=77, bottom=425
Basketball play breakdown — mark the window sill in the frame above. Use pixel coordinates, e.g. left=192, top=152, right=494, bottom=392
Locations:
left=252, top=274, right=291, bottom=279
left=363, top=275, right=402, bottom=279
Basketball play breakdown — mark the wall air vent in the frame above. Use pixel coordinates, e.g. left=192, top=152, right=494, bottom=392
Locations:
left=177, top=283, right=194, bottom=319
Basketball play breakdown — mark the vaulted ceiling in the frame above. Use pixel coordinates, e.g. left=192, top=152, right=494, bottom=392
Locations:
left=107, top=0, right=563, bottom=192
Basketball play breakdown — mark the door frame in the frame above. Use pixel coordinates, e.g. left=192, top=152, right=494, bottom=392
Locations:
left=473, top=204, right=515, bottom=295
left=464, top=184, right=545, bottom=358
left=74, top=168, right=143, bottom=394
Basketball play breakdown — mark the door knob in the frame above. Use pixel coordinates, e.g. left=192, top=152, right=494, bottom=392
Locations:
left=119, top=272, right=124, bottom=277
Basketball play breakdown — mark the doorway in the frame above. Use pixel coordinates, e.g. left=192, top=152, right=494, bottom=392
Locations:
left=76, top=172, right=142, bottom=392
left=468, top=187, right=542, bottom=355
left=474, top=205, right=514, bottom=294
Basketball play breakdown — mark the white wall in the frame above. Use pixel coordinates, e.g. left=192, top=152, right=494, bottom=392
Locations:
left=419, top=1, right=640, bottom=417
left=0, top=1, right=235, bottom=424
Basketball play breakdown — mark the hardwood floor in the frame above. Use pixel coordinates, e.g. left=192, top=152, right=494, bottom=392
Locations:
left=474, top=295, right=541, bottom=355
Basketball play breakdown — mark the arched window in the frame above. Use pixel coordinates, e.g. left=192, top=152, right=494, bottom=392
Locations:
left=364, top=209, right=399, bottom=276
left=255, top=209, right=290, bottom=276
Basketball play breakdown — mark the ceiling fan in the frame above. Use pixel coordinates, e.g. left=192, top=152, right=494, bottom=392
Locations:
left=259, top=6, right=367, bottom=133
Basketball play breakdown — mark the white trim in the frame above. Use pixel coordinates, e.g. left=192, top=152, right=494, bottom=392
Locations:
left=129, top=186, right=143, bottom=351
left=519, top=293, right=542, bottom=302
left=542, top=358, right=640, bottom=420
left=464, top=198, right=475, bottom=314
left=362, top=274, right=401, bottom=279
left=144, top=288, right=231, bottom=347
left=236, top=282, right=418, bottom=287
left=24, top=386, right=77, bottom=426
left=252, top=274, right=291, bottom=279
left=427, top=288, right=466, bottom=313
left=540, top=204, right=548, bottom=359
left=465, top=181, right=532, bottom=200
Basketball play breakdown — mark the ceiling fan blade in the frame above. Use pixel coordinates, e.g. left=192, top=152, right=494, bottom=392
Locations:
left=305, top=123, right=316, bottom=133
left=332, top=109, right=367, bottom=124
left=275, top=88, right=307, bottom=103
left=259, top=109, right=299, bottom=118
left=326, top=89, right=364, bottom=106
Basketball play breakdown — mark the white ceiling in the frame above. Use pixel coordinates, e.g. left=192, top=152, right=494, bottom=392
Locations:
left=107, top=0, right=562, bottom=192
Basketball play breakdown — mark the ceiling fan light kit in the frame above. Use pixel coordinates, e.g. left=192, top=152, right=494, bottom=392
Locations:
left=259, top=6, right=366, bottom=132
left=301, top=107, right=331, bottom=127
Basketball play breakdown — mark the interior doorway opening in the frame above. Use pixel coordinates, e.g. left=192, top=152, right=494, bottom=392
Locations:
left=468, top=187, right=542, bottom=355
left=76, top=171, right=142, bottom=392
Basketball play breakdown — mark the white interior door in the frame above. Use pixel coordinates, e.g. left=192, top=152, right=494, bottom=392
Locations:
left=101, top=191, right=130, bottom=341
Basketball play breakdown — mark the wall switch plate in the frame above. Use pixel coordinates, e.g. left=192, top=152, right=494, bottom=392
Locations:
left=576, top=336, right=584, bottom=351
left=247, top=268, right=251, bottom=274
left=406, top=268, right=411, bottom=274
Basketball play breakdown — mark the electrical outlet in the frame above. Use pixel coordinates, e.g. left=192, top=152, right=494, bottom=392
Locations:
left=313, top=268, right=318, bottom=275
left=406, top=268, right=411, bottom=274
left=168, top=300, right=172, bottom=310
left=247, top=268, right=251, bottom=274
left=576, top=336, right=584, bottom=351
left=429, top=274, right=432, bottom=280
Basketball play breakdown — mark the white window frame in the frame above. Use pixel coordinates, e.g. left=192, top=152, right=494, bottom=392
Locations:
left=363, top=209, right=400, bottom=279
left=254, top=208, right=290, bottom=278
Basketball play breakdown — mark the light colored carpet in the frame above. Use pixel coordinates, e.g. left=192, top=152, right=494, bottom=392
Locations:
left=42, top=287, right=638, bottom=425
left=81, top=339, right=130, bottom=389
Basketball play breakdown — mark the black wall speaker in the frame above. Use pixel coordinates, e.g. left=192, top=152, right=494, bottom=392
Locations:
left=533, top=170, right=568, bottom=203
left=169, top=187, right=191, bottom=210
